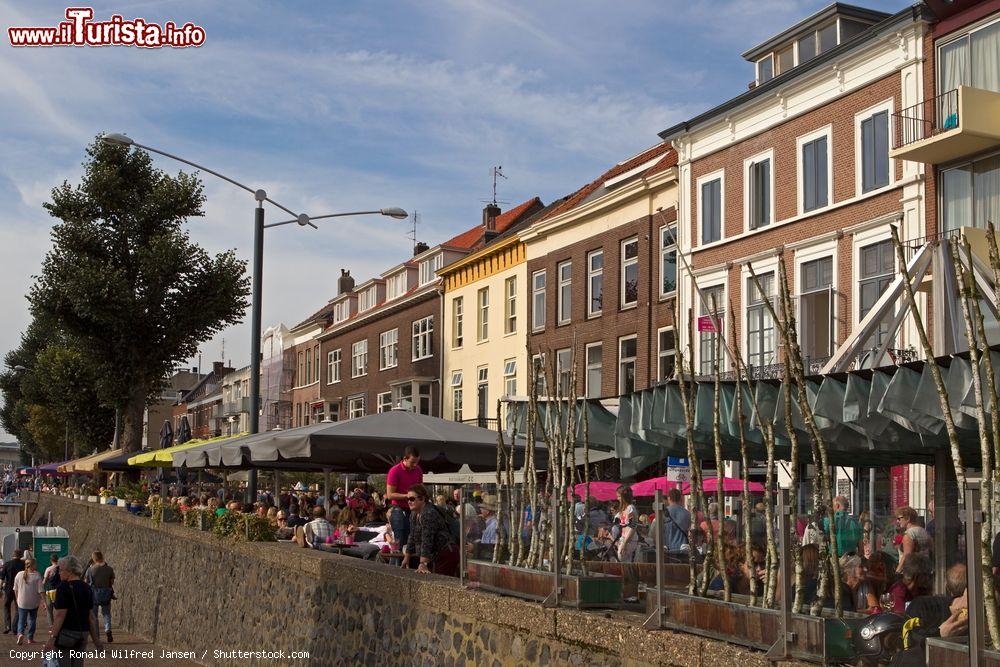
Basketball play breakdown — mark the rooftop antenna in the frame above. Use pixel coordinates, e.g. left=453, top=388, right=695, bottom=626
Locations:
left=491, top=166, right=508, bottom=206
left=220, top=337, right=225, bottom=366
left=406, top=210, right=420, bottom=253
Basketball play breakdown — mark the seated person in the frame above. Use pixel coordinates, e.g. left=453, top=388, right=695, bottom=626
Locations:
left=472, top=497, right=498, bottom=559
left=274, top=511, right=295, bottom=540
left=887, top=553, right=933, bottom=614
left=890, top=564, right=967, bottom=667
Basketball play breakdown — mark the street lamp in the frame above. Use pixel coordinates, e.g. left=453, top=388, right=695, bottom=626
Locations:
left=100, top=133, right=407, bottom=501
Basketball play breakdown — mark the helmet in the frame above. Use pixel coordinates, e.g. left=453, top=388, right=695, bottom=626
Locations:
left=853, top=613, right=905, bottom=662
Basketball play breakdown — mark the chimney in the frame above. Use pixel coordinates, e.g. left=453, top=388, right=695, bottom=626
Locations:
left=191, top=367, right=197, bottom=374
left=338, top=269, right=355, bottom=295
left=414, top=242, right=430, bottom=256
left=483, top=203, right=501, bottom=231
left=212, top=361, right=225, bottom=376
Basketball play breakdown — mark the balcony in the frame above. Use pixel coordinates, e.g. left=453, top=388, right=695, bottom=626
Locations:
left=890, top=87, right=1000, bottom=164
left=222, top=396, right=253, bottom=415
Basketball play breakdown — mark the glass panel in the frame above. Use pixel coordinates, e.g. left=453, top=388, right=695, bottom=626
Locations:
left=942, top=164, right=973, bottom=232
left=758, top=56, right=773, bottom=83
left=972, top=21, right=1000, bottom=93
left=776, top=45, right=794, bottom=74
left=939, top=37, right=970, bottom=94
left=803, top=140, right=816, bottom=211
left=818, top=22, right=837, bottom=53
left=798, top=33, right=816, bottom=63
left=662, top=247, right=676, bottom=294
left=974, top=155, right=1000, bottom=231
left=586, top=344, right=602, bottom=399
left=840, top=19, right=868, bottom=42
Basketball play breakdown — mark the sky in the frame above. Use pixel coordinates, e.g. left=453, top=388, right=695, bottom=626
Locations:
left=0, top=0, right=907, bottom=439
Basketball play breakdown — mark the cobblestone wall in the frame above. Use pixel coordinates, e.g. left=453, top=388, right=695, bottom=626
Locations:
left=30, top=495, right=796, bottom=667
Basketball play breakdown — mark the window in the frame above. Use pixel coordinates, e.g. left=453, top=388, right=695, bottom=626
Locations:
left=585, top=343, right=602, bottom=399
left=306, top=348, right=313, bottom=384
left=333, top=301, right=350, bottom=323
left=587, top=250, right=604, bottom=316
left=476, top=367, right=489, bottom=420
left=801, top=134, right=829, bottom=212
left=393, top=383, right=414, bottom=411
left=452, top=297, right=463, bottom=348
left=358, top=286, right=378, bottom=312
left=377, top=392, right=392, bottom=414
left=746, top=272, right=776, bottom=369
left=800, top=257, right=834, bottom=363
left=386, top=272, right=406, bottom=300
left=417, top=382, right=432, bottom=415
left=379, top=329, right=398, bottom=370
left=503, top=358, right=517, bottom=397
left=297, top=351, right=304, bottom=386
left=556, top=348, right=572, bottom=396
left=700, top=177, right=722, bottom=243
left=658, top=328, right=675, bottom=381
left=860, top=110, right=890, bottom=192
left=532, top=354, right=547, bottom=397
left=351, top=340, right=368, bottom=377
left=348, top=396, right=365, bottom=420
left=557, top=261, right=572, bottom=324
left=412, top=316, right=434, bottom=360
left=938, top=20, right=1000, bottom=95
left=700, top=285, right=725, bottom=375
left=477, top=288, right=489, bottom=341
left=419, top=254, right=444, bottom=285
left=941, top=154, right=1000, bottom=232
left=859, top=240, right=895, bottom=350
left=775, top=44, right=794, bottom=75
left=452, top=387, right=463, bottom=422
left=757, top=55, right=773, bottom=83
left=314, top=347, right=320, bottom=384
left=659, top=227, right=677, bottom=295
left=817, top=21, right=837, bottom=54
left=747, top=157, right=771, bottom=229
left=532, top=270, right=546, bottom=330
left=618, top=336, right=637, bottom=395
left=798, top=32, right=816, bottom=63
left=327, top=349, right=341, bottom=384
left=451, top=370, right=463, bottom=387
left=504, top=277, right=517, bottom=334
left=621, top=237, right=639, bottom=308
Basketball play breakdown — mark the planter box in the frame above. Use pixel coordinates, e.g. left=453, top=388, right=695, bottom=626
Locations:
left=926, top=638, right=1000, bottom=666
left=99, top=497, right=108, bottom=505
left=467, top=559, right=623, bottom=609
left=87, top=496, right=99, bottom=503
left=645, top=588, right=859, bottom=664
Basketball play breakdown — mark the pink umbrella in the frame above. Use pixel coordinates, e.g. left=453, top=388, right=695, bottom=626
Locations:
left=571, top=481, right=620, bottom=502
left=630, top=477, right=678, bottom=497
left=682, top=477, right=765, bottom=495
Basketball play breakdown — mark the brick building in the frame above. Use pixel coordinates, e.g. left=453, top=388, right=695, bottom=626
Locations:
left=283, top=298, right=336, bottom=427
left=318, top=201, right=543, bottom=420
left=171, top=361, right=233, bottom=440
left=522, top=143, right=678, bottom=399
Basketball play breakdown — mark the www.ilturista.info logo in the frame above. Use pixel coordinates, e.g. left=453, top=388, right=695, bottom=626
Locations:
left=8, top=7, right=205, bottom=48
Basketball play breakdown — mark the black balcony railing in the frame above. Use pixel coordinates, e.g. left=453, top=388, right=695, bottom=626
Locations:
left=463, top=417, right=499, bottom=430
left=892, top=89, right=959, bottom=150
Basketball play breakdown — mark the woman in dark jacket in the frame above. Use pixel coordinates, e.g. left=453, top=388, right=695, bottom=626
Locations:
left=401, top=484, right=459, bottom=576
left=43, top=554, right=102, bottom=667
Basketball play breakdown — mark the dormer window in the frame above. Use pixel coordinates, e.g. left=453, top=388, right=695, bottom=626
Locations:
left=333, top=301, right=350, bottom=323
left=358, top=286, right=378, bottom=312
left=757, top=55, right=773, bottom=84
left=419, top=254, right=443, bottom=285
left=386, top=272, right=406, bottom=300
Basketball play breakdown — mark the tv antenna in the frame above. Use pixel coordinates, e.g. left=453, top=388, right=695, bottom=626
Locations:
left=406, top=210, right=420, bottom=252
left=485, top=166, right=510, bottom=207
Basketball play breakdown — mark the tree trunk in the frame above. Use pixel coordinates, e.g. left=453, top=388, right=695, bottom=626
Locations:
left=121, top=383, right=147, bottom=453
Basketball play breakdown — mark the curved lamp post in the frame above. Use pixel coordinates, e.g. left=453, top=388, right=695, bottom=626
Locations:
left=100, top=133, right=407, bottom=500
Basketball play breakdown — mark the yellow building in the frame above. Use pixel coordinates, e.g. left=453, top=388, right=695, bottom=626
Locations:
left=439, top=200, right=547, bottom=426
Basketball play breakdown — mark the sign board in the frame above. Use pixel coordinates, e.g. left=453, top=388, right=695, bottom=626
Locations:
left=697, top=315, right=722, bottom=333
left=667, top=457, right=689, bottom=467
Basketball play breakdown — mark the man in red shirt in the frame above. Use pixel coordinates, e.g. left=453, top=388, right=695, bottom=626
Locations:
left=386, top=446, right=422, bottom=560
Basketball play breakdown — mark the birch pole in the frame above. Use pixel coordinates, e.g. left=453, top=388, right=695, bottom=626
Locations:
left=729, top=299, right=758, bottom=605
left=495, top=400, right=508, bottom=563
left=710, top=292, right=730, bottom=601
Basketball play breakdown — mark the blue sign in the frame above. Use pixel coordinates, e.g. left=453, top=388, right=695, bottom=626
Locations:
left=667, top=457, right=689, bottom=467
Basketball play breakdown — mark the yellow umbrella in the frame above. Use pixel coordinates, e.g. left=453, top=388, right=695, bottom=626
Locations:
left=58, top=450, right=106, bottom=473
left=73, top=448, right=125, bottom=473
left=128, top=433, right=247, bottom=468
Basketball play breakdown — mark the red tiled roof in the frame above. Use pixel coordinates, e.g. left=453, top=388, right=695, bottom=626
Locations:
left=440, top=196, right=544, bottom=250
left=540, top=143, right=675, bottom=221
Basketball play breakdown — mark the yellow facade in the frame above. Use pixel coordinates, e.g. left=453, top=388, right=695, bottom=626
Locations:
left=440, top=236, right=527, bottom=424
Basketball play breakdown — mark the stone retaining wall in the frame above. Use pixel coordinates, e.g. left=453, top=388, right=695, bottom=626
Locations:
left=30, top=494, right=802, bottom=667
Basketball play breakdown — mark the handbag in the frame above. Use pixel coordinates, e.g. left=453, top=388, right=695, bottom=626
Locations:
left=54, top=582, right=89, bottom=649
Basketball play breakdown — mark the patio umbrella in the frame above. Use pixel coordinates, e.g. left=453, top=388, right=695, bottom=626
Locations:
left=176, top=416, right=191, bottom=444
left=216, top=411, right=527, bottom=473
left=681, top=477, right=765, bottom=495
left=37, top=461, right=71, bottom=477
left=97, top=450, right=139, bottom=473
left=571, top=481, right=620, bottom=502
left=159, top=420, right=174, bottom=449
left=630, top=477, right=679, bottom=497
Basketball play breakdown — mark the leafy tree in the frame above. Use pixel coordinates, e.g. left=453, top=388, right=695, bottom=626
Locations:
left=29, top=137, right=250, bottom=453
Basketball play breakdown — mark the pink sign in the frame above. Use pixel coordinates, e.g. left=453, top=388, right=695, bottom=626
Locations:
left=697, top=315, right=722, bottom=333
left=891, top=465, right=909, bottom=510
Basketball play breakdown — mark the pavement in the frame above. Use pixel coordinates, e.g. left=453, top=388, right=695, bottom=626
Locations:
left=0, top=605, right=203, bottom=667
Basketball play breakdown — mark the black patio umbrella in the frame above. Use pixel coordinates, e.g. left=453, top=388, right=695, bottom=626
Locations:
left=176, top=416, right=191, bottom=445
left=159, top=420, right=174, bottom=449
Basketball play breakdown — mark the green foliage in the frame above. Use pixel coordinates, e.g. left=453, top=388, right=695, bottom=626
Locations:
left=181, top=508, right=215, bottom=530
left=112, top=482, right=146, bottom=504
left=28, top=136, right=250, bottom=452
left=212, top=510, right=242, bottom=538
left=211, top=511, right=275, bottom=542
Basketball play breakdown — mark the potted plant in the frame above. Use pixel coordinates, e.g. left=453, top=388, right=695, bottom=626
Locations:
left=99, top=488, right=111, bottom=505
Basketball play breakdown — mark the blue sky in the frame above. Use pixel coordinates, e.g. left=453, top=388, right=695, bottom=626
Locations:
left=0, top=0, right=906, bottom=439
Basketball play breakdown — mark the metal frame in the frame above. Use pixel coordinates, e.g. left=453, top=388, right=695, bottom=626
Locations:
left=964, top=478, right=985, bottom=667
left=766, top=488, right=795, bottom=662
left=642, top=489, right=665, bottom=629
left=542, top=503, right=562, bottom=607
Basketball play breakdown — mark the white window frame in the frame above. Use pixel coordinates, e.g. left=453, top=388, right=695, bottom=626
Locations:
left=358, top=285, right=378, bottom=312
left=854, top=99, right=895, bottom=196
left=477, top=287, right=489, bottom=342
left=696, top=170, right=725, bottom=246
left=617, top=334, right=638, bottom=396
left=327, top=349, right=341, bottom=384
left=796, top=125, right=833, bottom=216
left=743, top=149, right=775, bottom=232
left=620, top=236, right=639, bottom=309
left=504, top=276, right=517, bottom=335
left=756, top=54, right=773, bottom=84
left=452, top=386, right=463, bottom=422
left=379, top=328, right=398, bottom=370
left=503, top=358, right=517, bottom=397
left=852, top=224, right=896, bottom=349
left=412, top=315, right=434, bottom=361
left=793, top=242, right=838, bottom=364
left=555, top=348, right=573, bottom=397
left=419, top=254, right=443, bottom=285
left=585, top=342, right=603, bottom=399
left=377, top=391, right=392, bottom=414
left=935, top=15, right=1000, bottom=96
left=658, top=226, right=677, bottom=298
left=348, top=395, right=365, bottom=420
left=695, top=269, right=728, bottom=375
left=351, top=340, right=367, bottom=378
left=587, top=249, right=604, bottom=317
left=657, top=326, right=675, bottom=382
left=557, top=260, right=572, bottom=325
left=531, top=269, right=546, bottom=331
left=452, top=296, right=463, bottom=349
left=385, top=272, right=406, bottom=301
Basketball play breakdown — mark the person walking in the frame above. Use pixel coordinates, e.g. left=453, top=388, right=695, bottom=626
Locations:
left=83, top=551, right=115, bottom=643
left=42, top=553, right=60, bottom=627
left=13, top=557, right=45, bottom=644
left=44, top=554, right=103, bottom=666
left=824, top=495, right=861, bottom=557
left=0, top=549, right=24, bottom=634
left=385, top=446, right=423, bottom=558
